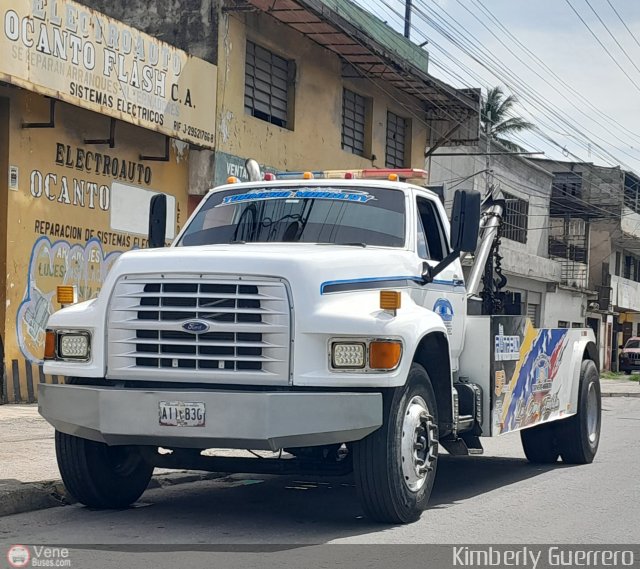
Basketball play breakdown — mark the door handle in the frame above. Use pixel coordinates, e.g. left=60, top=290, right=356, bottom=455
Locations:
left=453, top=274, right=464, bottom=287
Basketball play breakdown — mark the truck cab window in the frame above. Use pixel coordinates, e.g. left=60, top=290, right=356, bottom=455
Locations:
left=178, top=186, right=406, bottom=248
left=416, top=196, right=448, bottom=261
left=416, top=212, right=430, bottom=259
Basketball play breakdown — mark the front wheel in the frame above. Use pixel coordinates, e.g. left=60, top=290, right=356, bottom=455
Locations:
left=353, top=363, right=438, bottom=524
left=55, top=431, right=154, bottom=508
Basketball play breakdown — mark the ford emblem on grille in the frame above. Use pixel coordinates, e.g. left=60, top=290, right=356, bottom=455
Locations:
left=181, top=319, right=210, bottom=334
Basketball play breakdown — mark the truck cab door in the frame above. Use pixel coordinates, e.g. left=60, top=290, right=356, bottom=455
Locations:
left=414, top=194, right=466, bottom=370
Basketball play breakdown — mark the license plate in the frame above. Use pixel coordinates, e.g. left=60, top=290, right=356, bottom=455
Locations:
left=159, top=401, right=206, bottom=427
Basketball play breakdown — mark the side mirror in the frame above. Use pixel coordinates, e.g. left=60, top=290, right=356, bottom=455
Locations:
left=619, top=345, right=625, bottom=350
left=148, top=193, right=167, bottom=248
left=421, top=189, right=481, bottom=284
left=450, top=189, right=481, bottom=253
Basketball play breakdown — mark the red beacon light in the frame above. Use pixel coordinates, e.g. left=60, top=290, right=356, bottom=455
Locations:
left=344, top=172, right=354, bottom=179
left=263, top=173, right=276, bottom=181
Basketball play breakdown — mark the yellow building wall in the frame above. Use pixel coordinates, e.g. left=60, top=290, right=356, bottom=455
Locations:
left=0, top=86, right=190, bottom=402
left=216, top=11, right=428, bottom=172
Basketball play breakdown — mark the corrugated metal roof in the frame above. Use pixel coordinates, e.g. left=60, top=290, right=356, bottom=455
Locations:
left=244, top=0, right=480, bottom=127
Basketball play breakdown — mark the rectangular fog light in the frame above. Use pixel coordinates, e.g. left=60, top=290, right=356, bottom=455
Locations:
left=331, top=342, right=366, bottom=369
left=59, top=333, right=90, bottom=360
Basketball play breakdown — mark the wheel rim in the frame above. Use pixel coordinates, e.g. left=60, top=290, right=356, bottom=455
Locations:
left=400, top=396, right=437, bottom=492
left=586, top=382, right=599, bottom=444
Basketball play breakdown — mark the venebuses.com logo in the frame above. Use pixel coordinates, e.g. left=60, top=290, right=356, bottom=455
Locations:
left=7, top=545, right=30, bottom=568
left=6, top=545, right=71, bottom=567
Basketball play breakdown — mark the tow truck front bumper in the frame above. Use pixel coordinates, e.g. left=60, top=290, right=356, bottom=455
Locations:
left=38, top=384, right=383, bottom=451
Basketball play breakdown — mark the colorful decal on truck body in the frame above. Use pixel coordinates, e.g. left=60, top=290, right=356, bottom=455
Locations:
left=491, top=316, right=573, bottom=436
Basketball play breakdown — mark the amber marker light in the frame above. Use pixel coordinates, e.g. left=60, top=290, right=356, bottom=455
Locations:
left=380, top=290, right=401, bottom=311
left=227, top=176, right=239, bottom=184
left=369, top=341, right=402, bottom=370
left=44, top=330, right=56, bottom=360
left=388, top=173, right=399, bottom=181
left=56, top=285, right=77, bottom=306
left=303, top=172, right=315, bottom=179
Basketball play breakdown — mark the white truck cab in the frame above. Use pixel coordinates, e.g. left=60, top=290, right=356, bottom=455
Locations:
left=39, top=167, right=601, bottom=524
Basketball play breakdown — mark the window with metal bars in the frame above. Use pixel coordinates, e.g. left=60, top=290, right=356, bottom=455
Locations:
left=502, top=192, right=529, bottom=244
left=245, top=41, right=293, bottom=129
left=385, top=111, right=409, bottom=168
left=342, top=88, right=367, bottom=156
left=552, top=172, right=582, bottom=198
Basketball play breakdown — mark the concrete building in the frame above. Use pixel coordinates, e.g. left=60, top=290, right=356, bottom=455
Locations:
left=0, top=0, right=221, bottom=402
left=82, top=0, right=480, bottom=208
left=429, top=138, right=590, bottom=330
left=536, top=158, right=640, bottom=371
left=1, top=0, right=480, bottom=402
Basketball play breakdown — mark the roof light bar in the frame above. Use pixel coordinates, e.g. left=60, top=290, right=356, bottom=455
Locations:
left=272, top=168, right=428, bottom=181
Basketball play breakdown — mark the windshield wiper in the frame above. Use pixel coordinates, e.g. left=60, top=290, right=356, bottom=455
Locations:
left=228, top=240, right=246, bottom=244
left=316, top=242, right=367, bottom=248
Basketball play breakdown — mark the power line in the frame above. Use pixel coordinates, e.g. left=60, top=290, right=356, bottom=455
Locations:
left=581, top=0, right=640, bottom=78
left=604, top=0, right=640, bottom=54
left=472, top=0, right=640, bottom=148
left=356, top=0, right=639, bottom=220
left=564, top=0, right=640, bottom=93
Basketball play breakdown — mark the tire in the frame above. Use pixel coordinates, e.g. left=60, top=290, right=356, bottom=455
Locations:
left=353, top=363, right=438, bottom=524
left=520, top=422, right=559, bottom=463
left=624, top=369, right=632, bottom=375
left=55, top=431, right=154, bottom=508
left=556, top=359, right=601, bottom=464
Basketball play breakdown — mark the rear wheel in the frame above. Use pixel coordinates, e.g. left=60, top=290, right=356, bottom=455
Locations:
left=556, top=359, right=601, bottom=464
left=353, top=363, right=438, bottom=524
left=520, top=422, right=559, bottom=463
left=55, top=431, right=154, bottom=508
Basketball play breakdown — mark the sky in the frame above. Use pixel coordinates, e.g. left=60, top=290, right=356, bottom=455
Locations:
left=354, top=0, right=640, bottom=173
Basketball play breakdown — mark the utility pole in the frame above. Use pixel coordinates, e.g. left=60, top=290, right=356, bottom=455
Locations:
left=485, top=109, right=493, bottom=196
left=404, top=0, right=413, bottom=38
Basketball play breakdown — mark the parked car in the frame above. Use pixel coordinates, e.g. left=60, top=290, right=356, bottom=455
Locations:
left=619, top=337, right=640, bottom=374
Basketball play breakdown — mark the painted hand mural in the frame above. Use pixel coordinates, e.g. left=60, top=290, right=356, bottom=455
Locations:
left=16, top=237, right=122, bottom=363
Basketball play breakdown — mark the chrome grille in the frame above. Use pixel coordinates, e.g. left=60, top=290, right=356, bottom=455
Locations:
left=107, top=275, right=291, bottom=385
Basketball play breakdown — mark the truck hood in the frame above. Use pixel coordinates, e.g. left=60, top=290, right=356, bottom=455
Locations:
left=104, top=243, right=420, bottom=297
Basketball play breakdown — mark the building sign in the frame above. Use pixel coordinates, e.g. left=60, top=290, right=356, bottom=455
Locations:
left=0, top=86, right=189, bottom=367
left=213, top=151, right=277, bottom=187
left=0, top=0, right=217, bottom=148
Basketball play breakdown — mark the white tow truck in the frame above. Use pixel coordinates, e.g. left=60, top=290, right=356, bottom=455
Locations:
left=39, top=164, right=601, bottom=524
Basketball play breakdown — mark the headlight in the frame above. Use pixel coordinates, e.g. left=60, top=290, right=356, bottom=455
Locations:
left=330, top=338, right=402, bottom=372
left=45, top=330, right=91, bottom=361
left=331, top=342, right=366, bottom=369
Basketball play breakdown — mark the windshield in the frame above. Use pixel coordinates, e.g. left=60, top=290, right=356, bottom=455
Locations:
left=177, top=185, right=406, bottom=247
left=625, top=340, right=640, bottom=349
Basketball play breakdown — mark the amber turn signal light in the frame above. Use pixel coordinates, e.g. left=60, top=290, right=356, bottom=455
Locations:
left=44, top=330, right=56, bottom=360
left=56, top=285, right=77, bottom=306
left=369, top=341, right=402, bottom=370
left=380, top=290, right=401, bottom=311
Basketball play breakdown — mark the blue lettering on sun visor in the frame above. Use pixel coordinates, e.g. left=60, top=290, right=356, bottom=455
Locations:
left=219, top=188, right=376, bottom=206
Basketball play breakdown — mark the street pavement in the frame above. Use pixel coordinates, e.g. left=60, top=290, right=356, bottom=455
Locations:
left=1, top=377, right=637, bottom=483
left=0, top=397, right=638, bottom=559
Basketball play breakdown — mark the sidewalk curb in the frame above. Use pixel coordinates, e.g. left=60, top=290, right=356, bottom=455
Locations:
left=602, top=391, right=640, bottom=398
left=0, top=471, right=226, bottom=518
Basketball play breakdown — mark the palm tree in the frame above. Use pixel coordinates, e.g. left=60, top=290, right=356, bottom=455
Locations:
left=481, top=86, right=534, bottom=152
